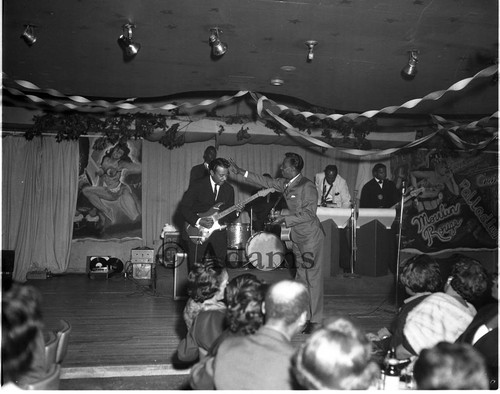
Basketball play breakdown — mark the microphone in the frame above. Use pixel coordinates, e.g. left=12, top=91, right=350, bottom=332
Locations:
left=401, top=180, right=406, bottom=194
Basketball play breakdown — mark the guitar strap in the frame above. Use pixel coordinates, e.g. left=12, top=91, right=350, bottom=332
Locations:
left=271, top=183, right=289, bottom=211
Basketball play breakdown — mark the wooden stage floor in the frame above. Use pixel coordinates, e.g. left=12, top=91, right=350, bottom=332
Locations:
left=28, top=266, right=396, bottom=389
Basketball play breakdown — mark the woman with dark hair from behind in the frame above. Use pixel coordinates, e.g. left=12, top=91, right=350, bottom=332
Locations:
left=182, top=259, right=228, bottom=330
left=368, top=254, right=442, bottom=359
left=2, top=282, right=46, bottom=389
left=190, top=274, right=267, bottom=389
left=292, top=316, right=380, bottom=390
left=413, top=341, right=489, bottom=390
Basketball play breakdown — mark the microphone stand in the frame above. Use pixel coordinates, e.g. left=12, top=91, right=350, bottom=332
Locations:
left=344, top=193, right=360, bottom=279
left=394, top=181, right=406, bottom=310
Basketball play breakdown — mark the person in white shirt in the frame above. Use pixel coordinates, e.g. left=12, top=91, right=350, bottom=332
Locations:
left=314, top=165, right=351, bottom=207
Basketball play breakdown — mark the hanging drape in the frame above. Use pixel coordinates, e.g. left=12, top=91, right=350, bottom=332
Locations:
left=2, top=136, right=79, bottom=281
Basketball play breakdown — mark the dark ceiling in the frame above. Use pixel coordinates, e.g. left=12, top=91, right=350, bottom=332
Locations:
left=2, top=0, right=499, bottom=118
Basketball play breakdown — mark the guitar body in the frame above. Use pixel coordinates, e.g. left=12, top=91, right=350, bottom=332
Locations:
left=280, top=224, right=293, bottom=250
left=184, top=188, right=276, bottom=245
left=185, top=203, right=224, bottom=245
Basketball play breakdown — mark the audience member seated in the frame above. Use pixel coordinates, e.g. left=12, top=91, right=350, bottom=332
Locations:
left=292, top=316, right=380, bottom=390
left=401, top=255, right=489, bottom=358
left=413, top=341, right=489, bottom=390
left=190, top=274, right=267, bottom=389
left=182, top=259, right=228, bottom=330
left=2, top=282, right=46, bottom=389
left=209, top=280, right=309, bottom=390
left=178, top=260, right=229, bottom=363
left=457, top=271, right=498, bottom=389
left=369, top=255, right=442, bottom=359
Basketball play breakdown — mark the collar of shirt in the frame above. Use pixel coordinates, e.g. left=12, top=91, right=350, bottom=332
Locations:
left=286, top=173, right=300, bottom=189
left=210, top=177, right=218, bottom=192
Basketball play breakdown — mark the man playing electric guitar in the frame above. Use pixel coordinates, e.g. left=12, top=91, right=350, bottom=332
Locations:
left=180, top=157, right=241, bottom=270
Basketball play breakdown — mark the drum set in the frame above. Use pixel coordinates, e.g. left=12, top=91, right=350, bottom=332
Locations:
left=226, top=222, right=288, bottom=271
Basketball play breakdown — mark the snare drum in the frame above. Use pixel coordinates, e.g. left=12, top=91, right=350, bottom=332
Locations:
left=227, top=223, right=251, bottom=249
left=245, top=232, right=285, bottom=271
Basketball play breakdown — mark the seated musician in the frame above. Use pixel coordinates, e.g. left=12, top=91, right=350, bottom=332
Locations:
left=314, top=165, right=351, bottom=207
left=180, top=157, right=240, bottom=269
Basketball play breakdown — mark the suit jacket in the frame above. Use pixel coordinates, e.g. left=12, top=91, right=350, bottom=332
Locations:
left=180, top=176, right=235, bottom=228
left=213, top=326, right=296, bottom=390
left=360, top=178, right=399, bottom=208
left=314, top=172, right=351, bottom=207
left=189, top=163, right=210, bottom=187
left=245, top=172, right=323, bottom=245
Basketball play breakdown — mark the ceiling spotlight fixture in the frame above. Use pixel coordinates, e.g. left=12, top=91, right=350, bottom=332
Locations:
left=270, top=78, right=284, bottom=86
left=118, top=23, right=141, bottom=59
left=209, top=27, right=227, bottom=57
left=402, top=50, right=419, bottom=78
left=21, top=24, right=37, bottom=46
left=305, top=40, right=318, bottom=62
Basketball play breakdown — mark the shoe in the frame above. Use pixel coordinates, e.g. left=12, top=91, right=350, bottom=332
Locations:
left=301, top=321, right=319, bottom=334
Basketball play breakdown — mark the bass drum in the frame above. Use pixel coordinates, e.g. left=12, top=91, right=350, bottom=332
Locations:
left=245, top=232, right=285, bottom=271
left=227, top=223, right=251, bottom=249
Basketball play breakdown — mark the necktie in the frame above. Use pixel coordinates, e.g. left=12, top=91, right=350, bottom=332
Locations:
left=213, top=184, right=219, bottom=200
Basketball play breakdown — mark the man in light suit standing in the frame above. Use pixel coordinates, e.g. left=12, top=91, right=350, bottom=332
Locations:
left=314, top=164, right=351, bottom=207
left=230, top=153, right=324, bottom=334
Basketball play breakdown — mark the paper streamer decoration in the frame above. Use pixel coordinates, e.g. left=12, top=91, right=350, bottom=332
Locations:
left=255, top=64, right=498, bottom=121
left=2, top=64, right=497, bottom=152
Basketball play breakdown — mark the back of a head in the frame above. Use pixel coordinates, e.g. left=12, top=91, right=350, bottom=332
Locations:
left=292, top=316, right=380, bottom=389
left=2, top=283, right=43, bottom=384
left=187, top=259, right=227, bottom=303
left=414, top=341, right=489, bottom=390
left=224, top=274, right=267, bottom=335
left=264, top=280, right=308, bottom=325
left=449, top=255, right=489, bottom=303
left=400, top=254, right=443, bottom=294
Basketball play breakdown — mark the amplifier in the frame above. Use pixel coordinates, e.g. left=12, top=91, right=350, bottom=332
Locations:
left=131, top=249, right=154, bottom=264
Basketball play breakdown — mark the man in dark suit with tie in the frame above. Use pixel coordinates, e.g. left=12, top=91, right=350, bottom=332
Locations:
left=230, top=153, right=325, bottom=334
left=360, top=163, right=400, bottom=208
left=189, top=146, right=217, bottom=187
left=180, top=157, right=236, bottom=269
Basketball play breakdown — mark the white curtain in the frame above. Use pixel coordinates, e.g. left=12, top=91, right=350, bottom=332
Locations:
left=2, top=136, right=79, bottom=281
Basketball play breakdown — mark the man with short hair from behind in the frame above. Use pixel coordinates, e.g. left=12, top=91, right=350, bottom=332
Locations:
left=413, top=341, right=489, bottom=390
left=211, top=279, right=309, bottom=390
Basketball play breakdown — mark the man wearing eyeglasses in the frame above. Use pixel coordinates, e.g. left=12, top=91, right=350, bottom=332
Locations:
left=230, top=153, right=324, bottom=334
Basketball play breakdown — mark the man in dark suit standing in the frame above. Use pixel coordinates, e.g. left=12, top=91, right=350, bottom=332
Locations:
left=189, top=146, right=217, bottom=187
left=360, top=163, right=400, bottom=208
left=230, top=153, right=324, bottom=334
left=180, top=157, right=236, bottom=268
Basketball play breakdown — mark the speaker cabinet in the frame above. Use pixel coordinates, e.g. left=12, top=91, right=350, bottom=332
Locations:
left=355, top=220, right=396, bottom=277
left=173, top=253, right=189, bottom=300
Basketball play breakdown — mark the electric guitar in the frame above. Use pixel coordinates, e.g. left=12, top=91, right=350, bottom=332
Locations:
left=390, top=187, right=425, bottom=209
left=185, top=188, right=276, bottom=244
left=268, top=209, right=293, bottom=249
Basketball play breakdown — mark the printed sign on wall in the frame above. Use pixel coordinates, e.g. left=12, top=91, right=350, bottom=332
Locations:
left=392, top=146, right=497, bottom=253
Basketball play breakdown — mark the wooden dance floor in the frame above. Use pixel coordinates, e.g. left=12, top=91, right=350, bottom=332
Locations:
left=30, top=266, right=396, bottom=390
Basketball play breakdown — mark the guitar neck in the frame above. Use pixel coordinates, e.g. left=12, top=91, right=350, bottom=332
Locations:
left=216, top=192, right=267, bottom=220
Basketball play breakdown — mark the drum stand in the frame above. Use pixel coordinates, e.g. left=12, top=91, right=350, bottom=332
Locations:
left=344, top=202, right=360, bottom=279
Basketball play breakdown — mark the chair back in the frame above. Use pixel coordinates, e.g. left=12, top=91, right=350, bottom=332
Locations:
left=55, top=319, right=72, bottom=364
left=44, top=331, right=59, bottom=371
left=25, top=364, right=61, bottom=390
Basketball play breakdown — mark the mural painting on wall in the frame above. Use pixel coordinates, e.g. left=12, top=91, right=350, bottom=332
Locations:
left=73, top=138, right=142, bottom=240
left=392, top=145, right=497, bottom=253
